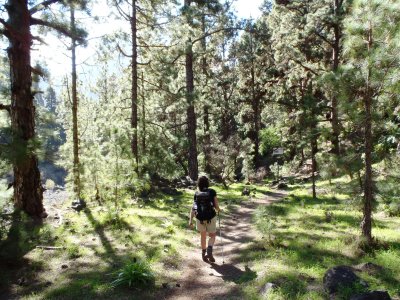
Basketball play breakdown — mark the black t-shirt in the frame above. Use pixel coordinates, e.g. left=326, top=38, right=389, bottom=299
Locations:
left=192, top=188, right=216, bottom=210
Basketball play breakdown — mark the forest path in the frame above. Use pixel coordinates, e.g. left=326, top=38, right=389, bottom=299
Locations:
left=160, top=190, right=286, bottom=300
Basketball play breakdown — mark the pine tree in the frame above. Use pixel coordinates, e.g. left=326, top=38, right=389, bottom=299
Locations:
left=342, top=0, right=400, bottom=243
left=0, top=0, right=87, bottom=218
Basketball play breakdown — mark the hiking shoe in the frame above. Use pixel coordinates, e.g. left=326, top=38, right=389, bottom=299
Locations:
left=206, top=246, right=215, bottom=263
left=202, top=249, right=208, bottom=262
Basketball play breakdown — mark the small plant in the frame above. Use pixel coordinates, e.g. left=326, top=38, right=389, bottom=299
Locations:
left=111, top=260, right=155, bottom=289
left=66, top=244, right=81, bottom=259
left=162, top=220, right=175, bottom=234
left=324, top=209, right=334, bottom=223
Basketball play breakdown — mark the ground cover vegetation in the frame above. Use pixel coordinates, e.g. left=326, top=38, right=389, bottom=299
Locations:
left=0, top=0, right=399, bottom=299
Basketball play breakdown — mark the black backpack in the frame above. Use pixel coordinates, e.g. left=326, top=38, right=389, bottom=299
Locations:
left=194, top=190, right=216, bottom=222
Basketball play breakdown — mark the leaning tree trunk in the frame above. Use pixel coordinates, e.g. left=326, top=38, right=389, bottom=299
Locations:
left=130, top=0, right=139, bottom=173
left=7, top=0, right=45, bottom=218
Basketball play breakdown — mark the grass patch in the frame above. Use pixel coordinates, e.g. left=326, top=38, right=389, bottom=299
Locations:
left=242, top=177, right=400, bottom=299
left=1, top=182, right=255, bottom=299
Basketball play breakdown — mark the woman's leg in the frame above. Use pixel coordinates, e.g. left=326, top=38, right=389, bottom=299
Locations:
left=201, top=231, right=207, bottom=249
left=208, top=232, right=216, bottom=247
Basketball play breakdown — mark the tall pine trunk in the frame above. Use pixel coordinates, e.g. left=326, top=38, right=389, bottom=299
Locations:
left=71, top=7, right=81, bottom=199
left=185, top=39, right=198, bottom=180
left=330, top=0, right=342, bottom=155
left=251, top=65, right=260, bottom=169
left=7, top=0, right=45, bottom=218
left=361, top=25, right=373, bottom=243
left=131, top=0, right=139, bottom=172
left=184, top=0, right=198, bottom=180
left=141, top=71, right=146, bottom=155
left=201, top=14, right=211, bottom=175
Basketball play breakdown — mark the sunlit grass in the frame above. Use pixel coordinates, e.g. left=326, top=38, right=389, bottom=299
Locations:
left=242, top=178, right=400, bottom=299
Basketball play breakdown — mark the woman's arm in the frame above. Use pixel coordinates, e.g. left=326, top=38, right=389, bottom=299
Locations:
left=189, top=208, right=195, bottom=227
left=213, top=196, right=220, bottom=212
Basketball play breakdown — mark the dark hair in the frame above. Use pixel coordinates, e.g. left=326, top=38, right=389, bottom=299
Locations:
left=197, top=176, right=209, bottom=191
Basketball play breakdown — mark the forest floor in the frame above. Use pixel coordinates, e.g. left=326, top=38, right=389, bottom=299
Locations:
left=0, top=178, right=399, bottom=299
left=158, top=190, right=286, bottom=300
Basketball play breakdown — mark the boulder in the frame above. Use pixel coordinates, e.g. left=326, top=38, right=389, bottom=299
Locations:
left=323, top=266, right=368, bottom=295
left=260, top=282, right=277, bottom=297
left=350, top=291, right=391, bottom=300
left=277, top=182, right=288, bottom=189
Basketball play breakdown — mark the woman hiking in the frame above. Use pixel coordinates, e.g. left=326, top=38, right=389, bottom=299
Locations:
left=188, top=176, right=220, bottom=262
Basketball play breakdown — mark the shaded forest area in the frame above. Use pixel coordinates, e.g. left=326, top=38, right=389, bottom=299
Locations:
left=0, top=0, right=399, bottom=299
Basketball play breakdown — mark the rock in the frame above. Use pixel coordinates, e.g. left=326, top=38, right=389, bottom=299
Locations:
left=323, top=266, right=368, bottom=295
left=242, top=188, right=250, bottom=196
left=350, top=291, right=392, bottom=300
left=260, top=282, right=277, bottom=297
left=354, top=262, right=384, bottom=274
left=61, top=264, right=68, bottom=269
left=277, top=182, right=288, bottom=189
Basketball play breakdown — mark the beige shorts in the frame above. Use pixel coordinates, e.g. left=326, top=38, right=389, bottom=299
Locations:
left=196, top=216, right=217, bottom=233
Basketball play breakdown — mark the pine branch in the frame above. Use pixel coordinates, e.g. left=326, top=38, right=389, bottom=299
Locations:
left=191, top=27, right=243, bottom=45
left=114, top=0, right=131, bottom=21
left=30, top=0, right=62, bottom=15
left=30, top=17, right=85, bottom=43
left=0, top=103, right=10, bottom=113
left=116, top=43, right=132, bottom=58
left=314, top=30, right=333, bottom=47
left=0, top=18, right=10, bottom=38
left=31, top=34, right=48, bottom=45
left=292, top=59, right=319, bottom=76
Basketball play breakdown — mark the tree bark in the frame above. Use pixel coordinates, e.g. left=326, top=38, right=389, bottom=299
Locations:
left=7, top=0, right=45, bottom=218
left=141, top=71, right=146, bottom=155
left=184, top=0, right=198, bottom=180
left=311, top=133, right=318, bottom=200
left=71, top=7, right=81, bottom=199
left=330, top=0, right=342, bottom=155
left=131, top=0, right=139, bottom=173
left=186, top=39, right=198, bottom=180
left=361, top=25, right=373, bottom=243
left=201, top=14, right=212, bottom=175
left=251, top=65, right=260, bottom=169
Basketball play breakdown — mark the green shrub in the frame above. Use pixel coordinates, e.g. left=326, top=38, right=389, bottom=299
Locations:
left=66, top=244, right=82, bottom=259
left=387, top=202, right=400, bottom=217
left=111, top=260, right=155, bottom=289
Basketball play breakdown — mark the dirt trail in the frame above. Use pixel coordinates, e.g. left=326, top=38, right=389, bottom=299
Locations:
left=161, top=190, right=286, bottom=300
